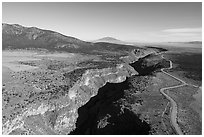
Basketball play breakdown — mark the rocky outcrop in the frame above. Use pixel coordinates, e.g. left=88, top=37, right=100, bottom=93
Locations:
left=130, top=53, right=170, bottom=75
left=52, top=63, right=138, bottom=134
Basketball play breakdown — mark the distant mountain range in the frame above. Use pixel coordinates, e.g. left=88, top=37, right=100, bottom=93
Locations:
left=2, top=23, right=138, bottom=54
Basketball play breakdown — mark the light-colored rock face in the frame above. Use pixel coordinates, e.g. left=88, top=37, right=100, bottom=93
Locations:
left=50, top=63, right=139, bottom=134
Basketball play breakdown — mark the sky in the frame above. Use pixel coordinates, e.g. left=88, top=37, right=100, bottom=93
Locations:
left=2, top=2, right=202, bottom=42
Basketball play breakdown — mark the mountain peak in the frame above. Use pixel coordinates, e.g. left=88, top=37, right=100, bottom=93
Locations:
left=93, top=37, right=124, bottom=44
left=98, top=37, right=120, bottom=41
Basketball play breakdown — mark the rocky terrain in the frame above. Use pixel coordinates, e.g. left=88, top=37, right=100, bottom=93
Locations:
left=3, top=23, right=201, bottom=135
left=2, top=47, right=170, bottom=135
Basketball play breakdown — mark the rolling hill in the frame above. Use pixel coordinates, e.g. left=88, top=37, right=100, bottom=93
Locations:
left=2, top=23, right=91, bottom=51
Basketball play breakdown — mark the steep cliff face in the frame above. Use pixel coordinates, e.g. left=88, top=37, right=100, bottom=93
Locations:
left=69, top=78, right=151, bottom=135
left=130, top=53, right=170, bottom=75
left=55, top=63, right=139, bottom=134
left=51, top=49, right=160, bottom=135
left=69, top=51, right=169, bottom=135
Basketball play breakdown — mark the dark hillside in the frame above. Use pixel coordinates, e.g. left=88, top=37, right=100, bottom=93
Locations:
left=130, top=54, right=170, bottom=75
left=145, top=46, right=168, bottom=52
left=2, top=23, right=91, bottom=52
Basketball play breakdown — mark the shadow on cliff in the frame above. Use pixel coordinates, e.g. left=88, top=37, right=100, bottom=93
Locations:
left=69, top=53, right=171, bottom=135
left=69, top=80, right=150, bottom=135
left=130, top=54, right=170, bottom=76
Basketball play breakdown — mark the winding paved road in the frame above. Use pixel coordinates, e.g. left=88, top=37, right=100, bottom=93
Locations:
left=159, top=53, right=186, bottom=135
left=156, top=52, right=200, bottom=135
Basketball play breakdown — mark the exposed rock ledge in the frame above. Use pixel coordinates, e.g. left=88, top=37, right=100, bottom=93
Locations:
left=3, top=49, right=155, bottom=135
